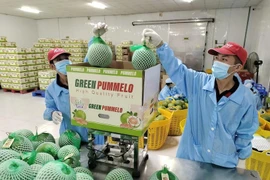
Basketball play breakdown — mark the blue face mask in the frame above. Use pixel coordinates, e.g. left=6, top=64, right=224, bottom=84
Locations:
left=212, top=61, right=235, bottom=80
left=55, top=60, right=71, bottom=75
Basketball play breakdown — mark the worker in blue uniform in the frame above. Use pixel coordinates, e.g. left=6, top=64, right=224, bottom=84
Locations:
left=159, top=78, right=183, bottom=101
left=141, top=28, right=258, bottom=168
left=43, top=48, right=88, bottom=142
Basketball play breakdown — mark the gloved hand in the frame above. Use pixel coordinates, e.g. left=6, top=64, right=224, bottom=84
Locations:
left=174, top=94, right=181, bottom=99
left=52, top=111, right=63, bottom=125
left=141, top=28, right=163, bottom=48
left=93, top=22, right=108, bottom=37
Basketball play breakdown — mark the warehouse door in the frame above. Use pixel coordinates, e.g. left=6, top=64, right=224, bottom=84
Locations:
left=168, top=23, right=207, bottom=71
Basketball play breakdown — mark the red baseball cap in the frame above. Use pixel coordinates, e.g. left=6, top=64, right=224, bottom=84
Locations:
left=47, top=48, right=71, bottom=62
left=208, top=42, right=248, bottom=65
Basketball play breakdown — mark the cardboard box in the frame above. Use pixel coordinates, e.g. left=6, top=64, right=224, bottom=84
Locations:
left=9, top=72, right=29, bottom=78
left=0, top=72, right=9, bottom=77
left=121, top=40, right=133, bottom=45
left=27, top=60, right=37, bottom=66
left=66, top=62, right=160, bottom=136
left=0, top=60, right=6, bottom=66
left=1, top=83, right=10, bottom=89
left=5, top=42, right=16, bottom=47
left=8, top=66, right=28, bottom=72
left=0, top=54, right=6, bottom=59
left=39, top=84, right=49, bottom=90
left=0, top=66, right=8, bottom=71
left=6, top=54, right=18, bottom=60
left=38, top=70, right=56, bottom=78
left=9, top=77, right=30, bottom=84
left=1, top=78, right=8, bottom=83
left=8, top=60, right=28, bottom=66
left=122, top=48, right=130, bottom=55
left=28, top=71, right=38, bottom=77
left=116, top=55, right=123, bottom=60
left=0, top=42, right=7, bottom=47
left=122, top=54, right=131, bottom=61
left=38, top=78, right=55, bottom=85
left=0, top=36, right=7, bottom=42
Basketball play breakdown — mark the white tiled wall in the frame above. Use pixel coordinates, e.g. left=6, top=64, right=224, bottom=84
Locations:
left=37, top=8, right=249, bottom=70
left=0, top=14, right=38, bottom=48
left=246, top=0, right=270, bottom=88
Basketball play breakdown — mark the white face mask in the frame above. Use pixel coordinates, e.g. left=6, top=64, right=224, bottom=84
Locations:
left=212, top=61, right=236, bottom=80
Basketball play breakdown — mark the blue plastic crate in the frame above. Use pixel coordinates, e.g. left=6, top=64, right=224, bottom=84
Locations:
left=32, top=90, right=45, bottom=97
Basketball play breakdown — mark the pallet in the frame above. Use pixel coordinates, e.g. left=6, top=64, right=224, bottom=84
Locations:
left=3, top=88, right=38, bottom=94
left=32, top=90, right=45, bottom=97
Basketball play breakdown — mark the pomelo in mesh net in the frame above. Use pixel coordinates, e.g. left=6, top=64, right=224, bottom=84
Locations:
left=76, top=173, right=94, bottom=180
left=0, top=159, right=34, bottom=180
left=105, top=168, right=133, bottom=180
left=74, top=167, right=93, bottom=177
left=87, top=37, right=112, bottom=68
left=36, top=161, right=76, bottom=180
left=0, top=149, right=20, bottom=164
left=131, top=46, right=156, bottom=70
left=30, top=164, right=43, bottom=178
left=149, top=166, right=179, bottom=180
left=2, top=134, right=34, bottom=153
left=58, top=145, right=80, bottom=160
left=58, top=130, right=81, bottom=149
left=34, top=153, right=55, bottom=165
left=36, top=142, right=60, bottom=159
left=62, top=156, right=81, bottom=168
left=30, top=132, right=55, bottom=150
left=13, top=129, right=34, bottom=139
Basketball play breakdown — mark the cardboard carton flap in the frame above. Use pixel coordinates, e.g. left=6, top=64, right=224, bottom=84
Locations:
left=69, top=61, right=135, bottom=70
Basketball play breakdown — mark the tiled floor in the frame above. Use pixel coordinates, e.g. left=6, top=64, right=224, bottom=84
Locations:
left=0, top=90, right=245, bottom=169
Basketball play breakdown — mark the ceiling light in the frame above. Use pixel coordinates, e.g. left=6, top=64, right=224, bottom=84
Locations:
left=87, top=1, right=107, bottom=9
left=19, top=6, right=40, bottom=14
left=182, top=0, right=193, bottom=3
left=199, top=27, right=206, bottom=30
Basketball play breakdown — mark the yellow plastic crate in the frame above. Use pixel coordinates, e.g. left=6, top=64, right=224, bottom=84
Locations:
left=179, top=119, right=186, bottom=134
left=158, top=98, right=188, bottom=136
left=205, top=69, right=212, bottom=74
left=256, top=115, right=270, bottom=138
left=246, top=150, right=270, bottom=180
left=107, top=136, right=144, bottom=149
left=147, top=108, right=172, bottom=150
left=260, top=112, right=270, bottom=129
left=168, top=109, right=188, bottom=136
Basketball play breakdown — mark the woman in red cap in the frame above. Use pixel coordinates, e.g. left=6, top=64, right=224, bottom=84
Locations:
left=140, top=28, right=258, bottom=168
left=43, top=48, right=89, bottom=143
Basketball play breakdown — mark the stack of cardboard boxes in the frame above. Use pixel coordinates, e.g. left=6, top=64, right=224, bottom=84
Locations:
left=34, top=38, right=62, bottom=69
left=105, top=41, right=115, bottom=61
left=115, top=40, right=133, bottom=61
left=34, top=38, right=88, bottom=90
left=0, top=40, right=41, bottom=91
left=61, top=39, right=88, bottom=64
left=38, top=70, right=56, bottom=90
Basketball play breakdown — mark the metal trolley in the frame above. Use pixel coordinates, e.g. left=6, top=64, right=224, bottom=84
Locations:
left=86, top=129, right=149, bottom=178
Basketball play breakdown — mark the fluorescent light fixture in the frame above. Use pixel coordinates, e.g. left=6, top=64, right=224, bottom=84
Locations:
left=19, top=6, right=40, bottom=14
left=87, top=1, right=107, bottom=9
left=199, top=27, right=206, bottom=30
left=183, top=0, right=193, bottom=3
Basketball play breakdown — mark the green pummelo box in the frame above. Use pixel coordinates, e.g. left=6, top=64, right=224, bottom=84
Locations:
left=67, top=61, right=161, bottom=136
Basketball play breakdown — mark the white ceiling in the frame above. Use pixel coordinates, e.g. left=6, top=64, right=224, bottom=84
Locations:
left=0, top=0, right=263, bottom=19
